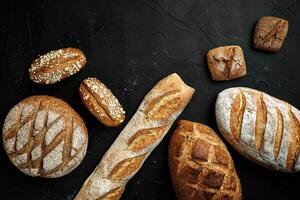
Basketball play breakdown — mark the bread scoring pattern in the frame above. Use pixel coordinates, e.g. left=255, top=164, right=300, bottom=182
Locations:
left=29, top=48, right=86, bottom=84
left=216, top=87, right=300, bottom=172
left=169, top=120, right=241, bottom=200
left=79, top=77, right=125, bottom=127
left=2, top=96, right=88, bottom=178
left=207, top=45, right=247, bottom=81
left=75, top=73, right=194, bottom=200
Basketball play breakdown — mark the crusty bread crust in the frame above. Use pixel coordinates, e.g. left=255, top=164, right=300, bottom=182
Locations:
left=75, top=73, right=194, bottom=200
left=79, top=77, right=125, bottom=127
left=169, top=120, right=242, bottom=200
left=2, top=95, right=88, bottom=178
left=207, top=45, right=247, bottom=81
left=253, top=16, right=289, bottom=52
left=29, top=48, right=86, bottom=84
left=216, top=87, right=300, bottom=172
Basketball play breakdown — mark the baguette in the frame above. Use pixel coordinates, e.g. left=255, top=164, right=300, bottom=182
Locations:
left=75, top=73, right=195, bottom=199
left=216, top=87, right=300, bottom=172
left=169, top=120, right=242, bottom=200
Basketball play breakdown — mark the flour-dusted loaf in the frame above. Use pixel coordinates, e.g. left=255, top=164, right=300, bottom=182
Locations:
left=75, top=73, right=194, bottom=200
left=169, top=120, right=242, bottom=200
left=216, top=87, right=300, bottom=172
left=29, top=48, right=86, bottom=84
left=79, top=77, right=125, bottom=127
left=2, top=95, right=88, bottom=178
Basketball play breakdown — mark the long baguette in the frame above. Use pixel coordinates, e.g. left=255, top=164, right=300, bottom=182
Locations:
left=75, top=73, right=195, bottom=199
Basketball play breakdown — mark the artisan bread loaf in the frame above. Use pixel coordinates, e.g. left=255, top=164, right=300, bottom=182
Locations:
left=75, top=73, right=194, bottom=200
left=2, top=95, right=88, bottom=178
left=216, top=87, right=300, bottom=172
left=169, top=120, right=242, bottom=200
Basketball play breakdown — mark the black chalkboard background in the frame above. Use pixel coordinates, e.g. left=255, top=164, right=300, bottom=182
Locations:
left=1, top=0, right=300, bottom=199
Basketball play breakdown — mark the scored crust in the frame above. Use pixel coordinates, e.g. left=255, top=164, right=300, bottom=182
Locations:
left=2, top=95, right=88, bottom=178
left=75, top=73, right=195, bottom=200
left=207, top=45, right=247, bottom=81
left=29, top=48, right=86, bottom=84
left=169, top=120, right=242, bottom=200
left=216, top=87, right=300, bottom=172
left=253, top=16, right=289, bottom=52
left=79, top=77, right=125, bottom=127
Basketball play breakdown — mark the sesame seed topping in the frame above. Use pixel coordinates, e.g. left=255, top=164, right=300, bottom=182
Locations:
left=29, top=48, right=86, bottom=84
left=82, top=77, right=125, bottom=124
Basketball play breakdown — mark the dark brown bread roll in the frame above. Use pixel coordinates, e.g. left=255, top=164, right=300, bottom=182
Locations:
left=253, top=16, right=288, bottom=52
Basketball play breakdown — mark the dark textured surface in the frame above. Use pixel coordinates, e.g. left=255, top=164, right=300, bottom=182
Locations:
left=0, top=0, right=300, bottom=199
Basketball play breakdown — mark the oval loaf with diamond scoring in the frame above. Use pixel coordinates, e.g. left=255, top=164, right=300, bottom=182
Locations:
left=169, top=120, right=242, bottom=200
left=79, top=77, right=125, bottom=127
left=29, top=48, right=86, bottom=84
left=216, top=87, right=300, bottom=172
left=2, top=95, right=88, bottom=178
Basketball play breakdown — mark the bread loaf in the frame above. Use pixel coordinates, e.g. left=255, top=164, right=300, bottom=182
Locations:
left=2, top=95, right=88, bottom=178
left=216, top=87, right=300, bottom=172
left=29, top=48, right=86, bottom=84
left=75, top=73, right=194, bottom=200
left=79, top=77, right=125, bottom=127
left=169, top=120, right=242, bottom=200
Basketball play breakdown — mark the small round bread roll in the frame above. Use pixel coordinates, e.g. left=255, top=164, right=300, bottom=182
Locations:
left=2, top=95, right=88, bottom=178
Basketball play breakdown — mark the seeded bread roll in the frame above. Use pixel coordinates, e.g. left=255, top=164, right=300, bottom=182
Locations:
left=75, top=73, right=194, bottom=200
left=216, top=87, right=300, bottom=172
left=79, top=77, right=125, bottom=127
left=29, top=48, right=86, bottom=84
left=2, top=95, right=88, bottom=178
left=169, top=120, right=242, bottom=200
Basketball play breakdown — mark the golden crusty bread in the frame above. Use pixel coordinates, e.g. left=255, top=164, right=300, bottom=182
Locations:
left=207, top=46, right=247, bottom=81
left=2, top=95, right=88, bottom=178
left=79, top=77, right=125, bottom=127
left=169, top=120, right=242, bottom=200
left=29, top=48, right=86, bottom=84
left=75, top=73, right=194, bottom=200
left=216, top=87, right=300, bottom=172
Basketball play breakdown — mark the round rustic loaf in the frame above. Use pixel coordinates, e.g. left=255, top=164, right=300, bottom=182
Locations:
left=2, top=95, right=88, bottom=178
